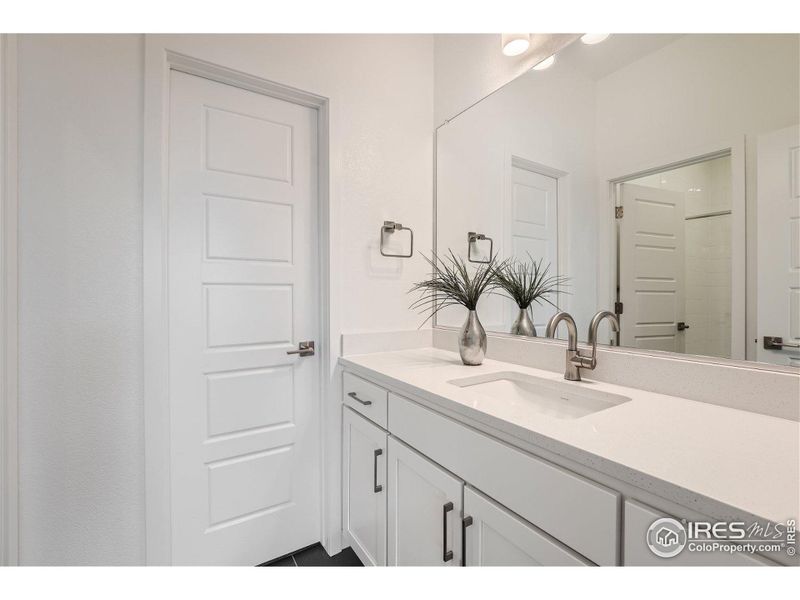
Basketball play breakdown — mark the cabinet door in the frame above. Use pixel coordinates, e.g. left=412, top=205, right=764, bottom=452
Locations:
left=623, top=500, right=773, bottom=566
left=463, top=487, right=591, bottom=566
left=343, top=407, right=387, bottom=566
left=387, top=437, right=463, bottom=566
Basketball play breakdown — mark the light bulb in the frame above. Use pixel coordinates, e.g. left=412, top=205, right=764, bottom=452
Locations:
left=581, top=33, right=611, bottom=45
left=532, top=54, right=555, bottom=71
left=501, top=33, right=530, bottom=57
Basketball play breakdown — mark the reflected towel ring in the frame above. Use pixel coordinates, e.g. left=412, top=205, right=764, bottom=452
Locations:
left=380, top=221, right=414, bottom=258
left=467, top=232, right=493, bottom=263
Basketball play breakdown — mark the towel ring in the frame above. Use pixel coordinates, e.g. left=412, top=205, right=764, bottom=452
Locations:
left=380, top=221, right=414, bottom=258
left=467, top=232, right=493, bottom=263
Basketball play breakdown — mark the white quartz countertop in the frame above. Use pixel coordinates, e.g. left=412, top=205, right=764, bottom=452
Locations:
left=339, top=348, right=800, bottom=526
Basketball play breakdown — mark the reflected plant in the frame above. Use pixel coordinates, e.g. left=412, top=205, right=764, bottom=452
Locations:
left=409, top=250, right=501, bottom=327
left=493, top=255, right=569, bottom=311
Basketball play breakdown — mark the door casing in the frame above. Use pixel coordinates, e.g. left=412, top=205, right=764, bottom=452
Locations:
left=1, top=33, right=20, bottom=567
left=143, top=44, right=332, bottom=565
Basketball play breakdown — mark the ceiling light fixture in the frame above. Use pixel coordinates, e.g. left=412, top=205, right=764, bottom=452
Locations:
left=581, top=33, right=611, bottom=45
left=532, top=54, right=555, bottom=71
left=501, top=33, right=530, bottom=57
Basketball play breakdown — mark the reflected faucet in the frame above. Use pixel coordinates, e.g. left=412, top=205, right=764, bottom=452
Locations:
left=545, top=310, right=621, bottom=381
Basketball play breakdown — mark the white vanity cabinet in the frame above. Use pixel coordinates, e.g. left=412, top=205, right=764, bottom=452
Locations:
left=463, top=487, right=591, bottom=566
left=341, top=368, right=781, bottom=567
left=387, top=437, right=463, bottom=566
left=342, top=407, right=388, bottom=566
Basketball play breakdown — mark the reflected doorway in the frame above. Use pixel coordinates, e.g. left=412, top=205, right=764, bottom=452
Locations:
left=615, top=154, right=736, bottom=359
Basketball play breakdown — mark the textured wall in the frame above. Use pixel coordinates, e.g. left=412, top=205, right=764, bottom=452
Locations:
left=18, top=34, right=145, bottom=564
left=16, top=33, right=434, bottom=564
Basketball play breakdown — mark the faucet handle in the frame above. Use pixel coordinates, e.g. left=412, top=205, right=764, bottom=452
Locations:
left=571, top=354, right=595, bottom=370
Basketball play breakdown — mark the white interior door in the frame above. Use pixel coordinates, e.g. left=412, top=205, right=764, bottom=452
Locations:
left=167, top=70, right=320, bottom=565
left=619, top=183, right=686, bottom=352
left=342, top=408, right=387, bottom=567
left=504, top=164, right=559, bottom=331
left=463, top=487, right=589, bottom=566
left=387, top=437, right=463, bottom=566
left=756, top=125, right=800, bottom=367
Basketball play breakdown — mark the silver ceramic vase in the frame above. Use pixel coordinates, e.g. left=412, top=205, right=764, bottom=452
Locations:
left=510, top=307, right=537, bottom=337
left=459, top=310, right=487, bottom=366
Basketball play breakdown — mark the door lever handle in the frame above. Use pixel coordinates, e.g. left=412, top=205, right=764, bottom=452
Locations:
left=763, top=336, right=800, bottom=350
left=286, top=341, right=315, bottom=357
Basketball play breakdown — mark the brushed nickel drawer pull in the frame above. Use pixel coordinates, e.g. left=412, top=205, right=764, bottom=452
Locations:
left=347, top=391, right=372, bottom=406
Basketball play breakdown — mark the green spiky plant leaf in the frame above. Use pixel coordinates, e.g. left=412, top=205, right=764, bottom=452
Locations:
left=493, top=255, right=569, bottom=310
left=409, top=250, right=502, bottom=327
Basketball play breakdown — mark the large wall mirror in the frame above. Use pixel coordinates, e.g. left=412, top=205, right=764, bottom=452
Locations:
left=435, top=34, right=800, bottom=369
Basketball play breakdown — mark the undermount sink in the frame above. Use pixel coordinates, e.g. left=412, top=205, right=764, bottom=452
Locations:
left=448, top=371, right=631, bottom=420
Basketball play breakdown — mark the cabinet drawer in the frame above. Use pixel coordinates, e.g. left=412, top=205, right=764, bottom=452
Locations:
left=389, top=393, right=620, bottom=565
left=623, top=500, right=773, bottom=566
left=343, top=372, right=388, bottom=428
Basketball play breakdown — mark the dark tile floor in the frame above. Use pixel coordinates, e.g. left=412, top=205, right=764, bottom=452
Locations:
left=259, top=543, right=363, bottom=567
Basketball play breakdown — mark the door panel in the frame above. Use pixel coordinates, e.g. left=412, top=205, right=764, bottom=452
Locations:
left=619, top=184, right=686, bottom=352
left=342, top=408, right=387, bottom=566
left=756, top=125, right=800, bottom=366
left=387, top=437, right=463, bottom=566
left=463, top=487, right=590, bottom=566
left=168, top=70, right=320, bottom=565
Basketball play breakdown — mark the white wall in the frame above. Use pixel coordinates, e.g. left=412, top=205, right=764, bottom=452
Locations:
left=18, top=34, right=145, bottom=565
left=16, top=34, right=434, bottom=565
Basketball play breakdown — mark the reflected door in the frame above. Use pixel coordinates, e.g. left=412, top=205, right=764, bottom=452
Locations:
left=756, top=125, right=800, bottom=367
left=167, top=71, right=320, bottom=564
left=618, top=184, right=686, bottom=352
left=505, top=164, right=559, bottom=331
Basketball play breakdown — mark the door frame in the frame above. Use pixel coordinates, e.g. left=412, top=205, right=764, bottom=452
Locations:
left=604, top=138, right=746, bottom=361
left=0, top=33, right=19, bottom=567
left=143, top=44, right=331, bottom=565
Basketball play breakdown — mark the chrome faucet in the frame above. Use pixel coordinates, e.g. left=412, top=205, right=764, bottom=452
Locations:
left=545, top=310, right=620, bottom=381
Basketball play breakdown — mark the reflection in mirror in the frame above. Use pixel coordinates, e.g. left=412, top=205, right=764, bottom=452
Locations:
left=435, top=34, right=800, bottom=368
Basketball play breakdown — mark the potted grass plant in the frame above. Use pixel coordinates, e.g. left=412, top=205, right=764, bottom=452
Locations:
left=493, top=256, right=568, bottom=337
left=410, top=250, right=499, bottom=365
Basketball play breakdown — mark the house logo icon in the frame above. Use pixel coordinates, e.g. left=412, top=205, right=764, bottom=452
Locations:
left=646, top=517, right=688, bottom=558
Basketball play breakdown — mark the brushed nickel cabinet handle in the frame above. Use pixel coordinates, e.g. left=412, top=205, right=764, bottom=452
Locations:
left=373, top=448, right=383, bottom=493
left=348, top=391, right=372, bottom=406
left=442, top=501, right=454, bottom=563
left=461, top=515, right=473, bottom=566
